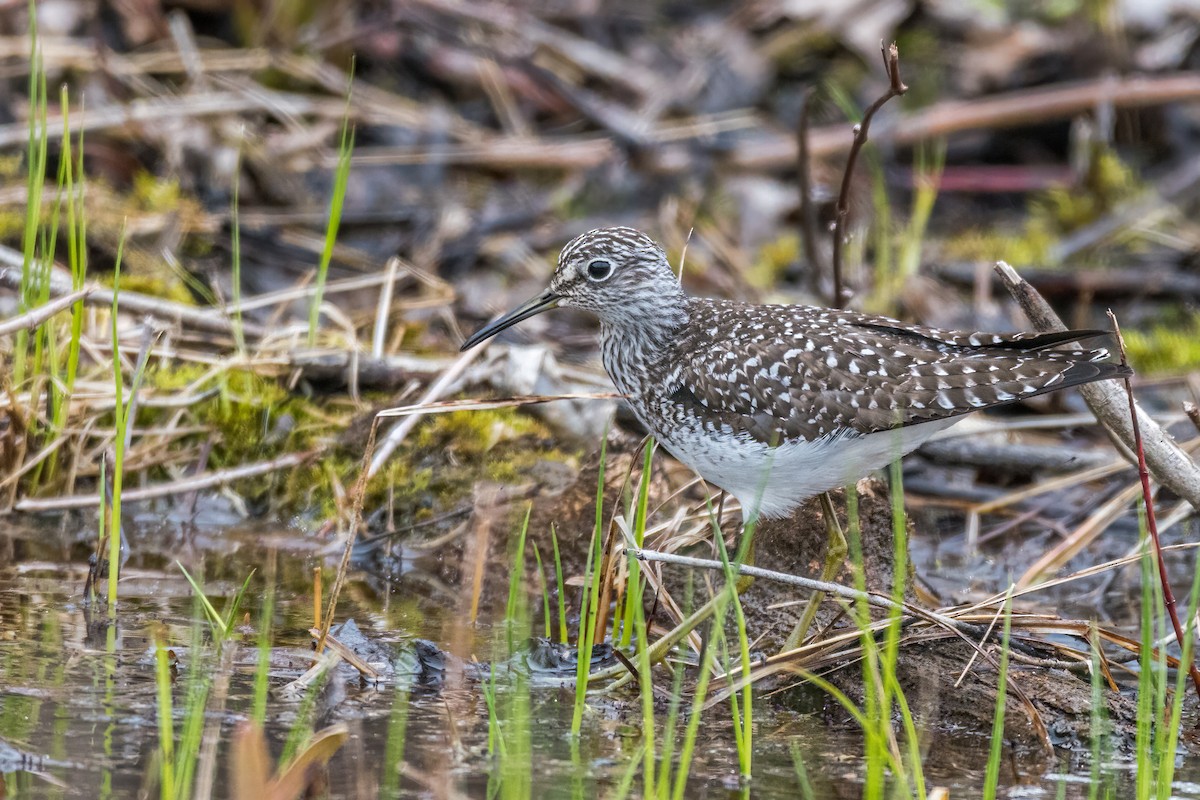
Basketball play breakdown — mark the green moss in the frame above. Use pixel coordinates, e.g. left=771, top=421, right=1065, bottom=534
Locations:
left=1123, top=313, right=1200, bottom=375
left=142, top=365, right=331, bottom=470
left=1028, top=148, right=1138, bottom=234
left=413, top=408, right=545, bottom=452
left=110, top=273, right=196, bottom=305
left=131, top=172, right=182, bottom=212
left=750, top=234, right=801, bottom=291
left=942, top=225, right=1057, bottom=266
left=0, top=154, right=22, bottom=179
left=147, top=362, right=210, bottom=392
left=943, top=146, right=1142, bottom=266
left=387, top=410, right=573, bottom=518
left=102, top=358, right=579, bottom=519
left=285, top=407, right=578, bottom=521
left=0, top=208, right=26, bottom=241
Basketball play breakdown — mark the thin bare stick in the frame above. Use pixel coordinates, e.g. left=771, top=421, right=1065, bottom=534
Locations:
left=829, top=41, right=907, bottom=309
left=376, top=391, right=621, bottom=418
left=995, top=261, right=1200, bottom=510
left=631, top=545, right=987, bottom=639
left=731, top=72, right=1200, bottom=171
left=13, top=450, right=315, bottom=511
left=0, top=248, right=264, bottom=339
left=0, top=287, right=92, bottom=336
left=1107, top=310, right=1200, bottom=698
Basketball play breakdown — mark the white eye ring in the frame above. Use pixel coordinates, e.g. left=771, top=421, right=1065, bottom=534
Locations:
left=586, top=259, right=613, bottom=281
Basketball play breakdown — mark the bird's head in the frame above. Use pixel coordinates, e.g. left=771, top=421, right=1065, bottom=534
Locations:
left=460, top=226, right=680, bottom=351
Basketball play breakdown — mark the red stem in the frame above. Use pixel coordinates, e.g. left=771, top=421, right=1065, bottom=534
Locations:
left=829, top=42, right=907, bottom=310
left=1110, top=310, right=1200, bottom=698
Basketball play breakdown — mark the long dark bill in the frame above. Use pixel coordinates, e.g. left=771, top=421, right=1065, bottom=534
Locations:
left=459, top=289, right=560, bottom=351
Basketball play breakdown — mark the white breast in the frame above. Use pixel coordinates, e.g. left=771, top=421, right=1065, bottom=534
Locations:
left=656, top=417, right=958, bottom=522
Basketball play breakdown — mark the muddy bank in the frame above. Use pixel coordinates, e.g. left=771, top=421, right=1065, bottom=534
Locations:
left=364, top=431, right=1194, bottom=761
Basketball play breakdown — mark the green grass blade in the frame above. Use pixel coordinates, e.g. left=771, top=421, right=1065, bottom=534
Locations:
left=307, top=91, right=355, bottom=346
left=154, top=637, right=175, bottom=800
left=1154, top=557, right=1200, bottom=799
left=221, top=569, right=257, bottom=642
left=1135, top=540, right=1154, bottom=800
left=15, top=2, right=47, bottom=388
left=551, top=525, right=568, bottom=644
left=571, top=435, right=607, bottom=736
left=789, top=741, right=816, bottom=800
left=532, top=541, right=552, bottom=640
left=982, top=590, right=1013, bottom=799
left=619, top=440, right=655, bottom=647
left=176, top=562, right=228, bottom=637
left=252, top=566, right=276, bottom=726
left=1088, top=622, right=1107, bottom=799
left=504, top=504, right=533, bottom=655
left=107, top=231, right=128, bottom=611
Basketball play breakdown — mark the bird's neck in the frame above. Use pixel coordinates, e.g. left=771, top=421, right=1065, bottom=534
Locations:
left=598, top=288, right=689, bottom=395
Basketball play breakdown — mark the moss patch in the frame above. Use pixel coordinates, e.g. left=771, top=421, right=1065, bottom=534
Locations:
left=365, top=408, right=575, bottom=522
left=283, top=406, right=578, bottom=523
left=140, top=363, right=337, bottom=476
left=1123, top=312, right=1200, bottom=375
left=942, top=146, right=1143, bottom=266
left=751, top=233, right=801, bottom=291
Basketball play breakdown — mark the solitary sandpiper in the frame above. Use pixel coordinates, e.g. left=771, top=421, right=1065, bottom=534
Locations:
left=461, top=227, right=1131, bottom=525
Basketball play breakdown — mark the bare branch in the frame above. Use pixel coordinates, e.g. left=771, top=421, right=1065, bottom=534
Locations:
left=994, top=261, right=1200, bottom=512
left=830, top=42, right=908, bottom=309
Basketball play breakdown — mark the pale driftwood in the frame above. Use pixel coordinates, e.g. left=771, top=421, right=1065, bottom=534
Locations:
left=0, top=287, right=92, bottom=337
left=12, top=450, right=313, bottom=512
left=995, top=261, right=1200, bottom=511
left=0, top=245, right=265, bottom=339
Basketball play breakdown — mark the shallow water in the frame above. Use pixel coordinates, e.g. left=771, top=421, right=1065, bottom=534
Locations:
left=2, top=508, right=1198, bottom=799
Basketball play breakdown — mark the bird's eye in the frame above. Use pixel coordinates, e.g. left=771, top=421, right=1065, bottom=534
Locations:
left=586, top=259, right=613, bottom=281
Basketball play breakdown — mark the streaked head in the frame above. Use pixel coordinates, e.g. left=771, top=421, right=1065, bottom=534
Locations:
left=460, top=227, right=681, bottom=351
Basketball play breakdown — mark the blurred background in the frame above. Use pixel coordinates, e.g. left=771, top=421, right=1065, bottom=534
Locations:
left=4, top=0, right=1200, bottom=353
left=3, top=3, right=1200, bottom=797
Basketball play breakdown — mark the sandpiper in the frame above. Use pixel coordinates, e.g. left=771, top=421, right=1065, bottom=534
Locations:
left=461, top=227, right=1131, bottom=527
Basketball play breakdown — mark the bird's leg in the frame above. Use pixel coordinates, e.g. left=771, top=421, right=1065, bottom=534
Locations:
left=781, top=492, right=847, bottom=652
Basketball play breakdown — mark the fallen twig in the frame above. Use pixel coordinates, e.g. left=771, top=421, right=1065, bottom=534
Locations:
left=0, top=246, right=264, bottom=339
left=367, top=345, right=488, bottom=478
left=11, top=450, right=315, bottom=512
left=376, top=391, right=622, bottom=419
left=732, top=72, right=1200, bottom=170
left=1017, top=479, right=1145, bottom=588
left=1185, top=401, right=1200, bottom=436
left=0, top=288, right=93, bottom=337
left=315, top=420, right=379, bottom=655
left=629, top=545, right=1017, bottom=647
left=994, top=261, right=1200, bottom=510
